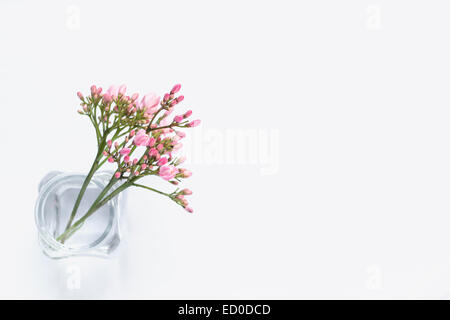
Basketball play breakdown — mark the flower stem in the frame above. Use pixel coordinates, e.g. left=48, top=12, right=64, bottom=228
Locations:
left=61, top=139, right=106, bottom=241
left=57, top=180, right=131, bottom=243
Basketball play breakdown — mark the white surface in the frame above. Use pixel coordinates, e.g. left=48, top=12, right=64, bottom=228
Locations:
left=1, top=0, right=450, bottom=299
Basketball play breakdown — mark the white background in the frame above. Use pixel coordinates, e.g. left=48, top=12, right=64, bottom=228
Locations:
left=1, top=0, right=450, bottom=299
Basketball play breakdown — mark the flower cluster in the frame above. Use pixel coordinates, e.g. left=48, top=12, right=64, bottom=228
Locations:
left=77, top=83, right=200, bottom=213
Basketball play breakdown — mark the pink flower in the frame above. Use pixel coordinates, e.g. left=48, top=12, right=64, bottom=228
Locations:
left=157, top=144, right=164, bottom=151
left=108, top=157, right=114, bottom=163
left=114, top=172, right=121, bottom=179
left=188, top=119, right=201, bottom=127
left=185, top=206, right=194, bottom=213
left=124, top=155, right=130, bottom=162
left=176, top=95, right=184, bottom=103
left=149, top=148, right=158, bottom=157
left=90, top=85, right=97, bottom=95
left=140, top=93, right=160, bottom=110
left=106, top=85, right=119, bottom=98
left=119, top=148, right=131, bottom=156
left=133, top=129, right=150, bottom=146
left=157, top=157, right=168, bottom=166
left=177, top=131, right=186, bottom=138
left=147, top=137, right=156, bottom=147
left=141, top=163, right=147, bottom=170
left=159, top=165, right=179, bottom=181
left=184, top=110, right=192, bottom=118
left=77, top=92, right=84, bottom=100
left=171, top=84, right=181, bottom=94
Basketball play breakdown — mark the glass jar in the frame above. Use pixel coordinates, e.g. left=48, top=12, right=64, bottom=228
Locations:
left=35, top=171, right=126, bottom=259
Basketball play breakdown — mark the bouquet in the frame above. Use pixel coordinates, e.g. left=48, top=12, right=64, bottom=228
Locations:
left=56, top=83, right=200, bottom=244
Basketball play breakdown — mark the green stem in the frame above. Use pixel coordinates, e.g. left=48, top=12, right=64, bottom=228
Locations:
left=132, top=183, right=171, bottom=197
left=57, top=180, right=131, bottom=242
left=59, top=175, right=117, bottom=243
left=62, top=139, right=106, bottom=236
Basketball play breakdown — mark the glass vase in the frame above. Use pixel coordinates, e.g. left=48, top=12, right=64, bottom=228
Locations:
left=35, top=171, right=126, bottom=259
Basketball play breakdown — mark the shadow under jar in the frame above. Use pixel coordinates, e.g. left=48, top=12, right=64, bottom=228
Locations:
left=35, top=171, right=126, bottom=259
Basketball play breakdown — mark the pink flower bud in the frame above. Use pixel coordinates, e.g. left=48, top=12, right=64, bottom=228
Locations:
left=119, top=148, right=131, bottom=156
left=182, top=169, right=192, bottom=178
left=131, top=93, right=139, bottom=101
left=174, top=115, right=183, bottom=123
left=163, top=93, right=170, bottom=102
left=157, top=144, right=164, bottom=151
left=183, top=110, right=192, bottom=118
left=90, top=85, right=97, bottom=95
left=77, top=92, right=84, bottom=100
left=124, top=155, right=130, bottom=162
left=133, top=158, right=138, bottom=165
left=107, top=140, right=112, bottom=148
left=129, top=130, right=136, bottom=137
left=176, top=95, right=184, bottom=103
left=157, top=157, right=168, bottom=166
left=177, top=131, right=186, bottom=138
left=102, top=151, right=108, bottom=156
left=170, top=84, right=181, bottom=94
left=181, top=188, right=193, bottom=195
left=114, top=142, right=119, bottom=149
left=141, top=163, right=147, bottom=170
left=118, top=84, right=127, bottom=96
left=185, top=206, right=194, bottom=213
left=108, top=157, right=114, bottom=163
left=103, top=93, right=112, bottom=103
left=149, top=148, right=158, bottom=157
left=188, top=119, right=201, bottom=127
left=97, top=87, right=102, bottom=94
left=114, top=172, right=121, bottom=179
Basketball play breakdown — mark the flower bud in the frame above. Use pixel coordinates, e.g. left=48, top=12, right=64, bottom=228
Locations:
left=170, top=84, right=181, bottom=94
left=188, top=119, right=201, bottom=127
left=181, top=188, right=193, bottom=195
left=163, top=93, right=170, bottom=102
left=174, top=115, right=183, bottom=123
left=183, top=110, right=192, bottom=118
